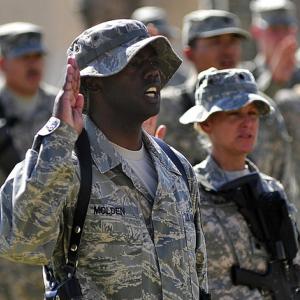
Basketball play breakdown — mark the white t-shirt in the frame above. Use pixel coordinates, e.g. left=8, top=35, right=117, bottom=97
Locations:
left=112, top=142, right=158, bottom=198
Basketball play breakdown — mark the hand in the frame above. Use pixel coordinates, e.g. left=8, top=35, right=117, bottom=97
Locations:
left=269, top=35, right=297, bottom=84
left=53, top=57, right=84, bottom=135
left=142, top=115, right=167, bottom=139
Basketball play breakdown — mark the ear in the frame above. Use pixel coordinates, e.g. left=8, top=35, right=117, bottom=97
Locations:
left=0, top=56, right=6, bottom=72
left=146, top=23, right=160, bottom=36
left=183, top=46, right=195, bottom=63
left=199, top=120, right=212, bottom=134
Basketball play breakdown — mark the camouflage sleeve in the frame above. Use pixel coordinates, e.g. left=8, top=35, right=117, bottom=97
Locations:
left=0, top=119, right=78, bottom=265
left=174, top=149, right=208, bottom=292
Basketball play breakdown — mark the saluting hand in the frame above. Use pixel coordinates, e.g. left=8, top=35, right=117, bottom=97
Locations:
left=53, top=56, right=84, bottom=135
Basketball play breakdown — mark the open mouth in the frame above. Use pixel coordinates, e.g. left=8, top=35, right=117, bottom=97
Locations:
left=145, top=86, right=159, bottom=98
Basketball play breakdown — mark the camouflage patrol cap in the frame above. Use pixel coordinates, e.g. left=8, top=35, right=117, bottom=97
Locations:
left=67, top=19, right=182, bottom=87
left=250, top=0, right=297, bottom=27
left=131, top=6, right=177, bottom=38
left=179, top=68, right=272, bottom=124
left=182, top=10, right=250, bottom=46
left=0, top=22, right=45, bottom=58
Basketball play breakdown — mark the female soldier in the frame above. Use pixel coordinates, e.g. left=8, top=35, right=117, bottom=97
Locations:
left=180, top=68, right=300, bottom=299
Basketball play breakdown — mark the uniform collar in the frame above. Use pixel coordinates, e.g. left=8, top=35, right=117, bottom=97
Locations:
left=194, top=154, right=259, bottom=191
left=84, top=115, right=182, bottom=178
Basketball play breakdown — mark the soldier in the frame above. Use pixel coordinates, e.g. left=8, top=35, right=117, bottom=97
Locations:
left=246, top=0, right=300, bottom=98
left=275, top=86, right=300, bottom=223
left=0, top=22, right=57, bottom=183
left=180, top=67, right=300, bottom=299
left=157, top=9, right=249, bottom=165
left=157, top=9, right=298, bottom=207
left=0, top=22, right=57, bottom=300
left=0, top=19, right=208, bottom=299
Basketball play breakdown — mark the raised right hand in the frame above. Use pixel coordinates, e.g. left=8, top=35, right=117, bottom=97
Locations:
left=269, top=35, right=297, bottom=84
left=53, top=56, right=84, bottom=135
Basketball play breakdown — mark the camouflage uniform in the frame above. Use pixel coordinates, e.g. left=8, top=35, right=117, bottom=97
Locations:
left=157, top=9, right=250, bottom=166
left=244, top=0, right=300, bottom=98
left=0, top=19, right=208, bottom=299
left=0, top=22, right=57, bottom=300
left=0, top=82, right=56, bottom=182
left=159, top=76, right=298, bottom=204
left=275, top=87, right=300, bottom=223
left=179, top=68, right=300, bottom=298
left=158, top=9, right=297, bottom=203
left=194, top=155, right=298, bottom=299
left=158, top=75, right=206, bottom=166
left=244, top=54, right=300, bottom=98
left=0, top=116, right=207, bottom=299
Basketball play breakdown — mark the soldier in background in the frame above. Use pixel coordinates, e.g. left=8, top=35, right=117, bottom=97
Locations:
left=131, top=6, right=186, bottom=87
left=246, top=0, right=300, bottom=98
left=0, top=22, right=57, bottom=300
left=157, top=9, right=298, bottom=208
left=157, top=9, right=250, bottom=165
left=180, top=67, right=300, bottom=299
left=275, top=86, right=300, bottom=223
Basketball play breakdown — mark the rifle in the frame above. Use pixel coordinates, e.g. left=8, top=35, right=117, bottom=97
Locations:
left=219, top=173, right=300, bottom=299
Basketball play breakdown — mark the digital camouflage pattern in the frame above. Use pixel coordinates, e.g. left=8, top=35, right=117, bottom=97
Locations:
left=0, top=81, right=56, bottom=300
left=67, top=19, right=181, bottom=87
left=246, top=0, right=300, bottom=98
left=194, top=155, right=299, bottom=299
left=179, top=68, right=271, bottom=124
left=275, top=86, right=300, bottom=223
left=0, top=116, right=208, bottom=299
left=0, top=22, right=45, bottom=58
left=158, top=76, right=207, bottom=166
left=182, top=9, right=249, bottom=46
left=0, top=81, right=57, bottom=183
left=158, top=77, right=298, bottom=204
left=248, top=94, right=299, bottom=207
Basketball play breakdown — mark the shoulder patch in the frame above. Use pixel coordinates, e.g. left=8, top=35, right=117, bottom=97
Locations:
left=37, top=117, right=61, bottom=136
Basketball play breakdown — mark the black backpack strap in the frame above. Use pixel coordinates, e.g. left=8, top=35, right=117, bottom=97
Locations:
left=153, top=137, right=189, bottom=189
left=66, top=128, right=93, bottom=269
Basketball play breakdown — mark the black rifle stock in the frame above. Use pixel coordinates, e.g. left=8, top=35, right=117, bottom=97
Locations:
left=232, top=261, right=300, bottom=300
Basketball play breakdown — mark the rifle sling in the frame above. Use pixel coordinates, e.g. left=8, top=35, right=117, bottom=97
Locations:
left=66, top=128, right=93, bottom=270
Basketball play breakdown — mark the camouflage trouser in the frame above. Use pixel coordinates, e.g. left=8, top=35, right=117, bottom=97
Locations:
left=0, top=258, right=44, bottom=300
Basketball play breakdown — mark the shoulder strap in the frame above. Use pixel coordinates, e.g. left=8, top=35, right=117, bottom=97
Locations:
left=153, top=137, right=189, bottom=189
left=66, top=128, right=93, bottom=269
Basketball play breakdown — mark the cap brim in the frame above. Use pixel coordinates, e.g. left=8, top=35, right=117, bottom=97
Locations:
left=80, top=35, right=182, bottom=88
left=179, top=93, right=272, bottom=124
left=196, top=27, right=250, bottom=40
left=7, top=44, right=45, bottom=58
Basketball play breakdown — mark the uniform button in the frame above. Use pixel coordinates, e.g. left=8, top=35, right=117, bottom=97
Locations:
left=74, top=226, right=81, bottom=233
left=70, top=244, right=78, bottom=252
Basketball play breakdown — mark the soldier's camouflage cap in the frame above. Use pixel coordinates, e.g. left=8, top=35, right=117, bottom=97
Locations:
left=0, top=22, right=45, bottom=58
left=67, top=19, right=182, bottom=87
left=131, top=6, right=178, bottom=38
left=182, top=10, right=250, bottom=46
left=179, top=68, right=272, bottom=124
left=250, top=0, right=297, bottom=27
